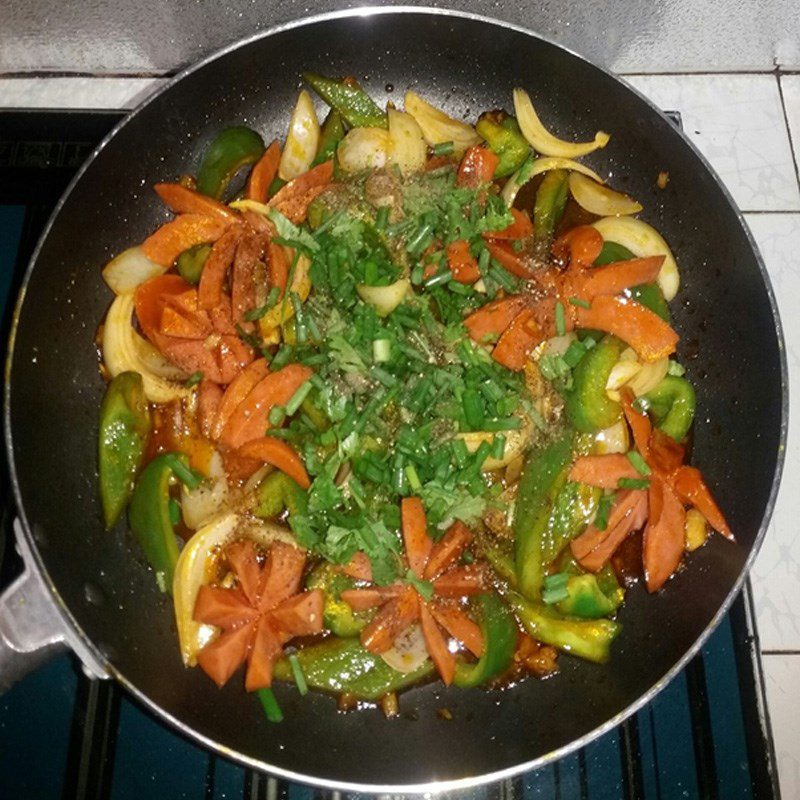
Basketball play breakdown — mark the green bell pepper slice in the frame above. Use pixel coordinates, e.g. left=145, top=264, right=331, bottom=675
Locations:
left=305, top=564, right=371, bottom=637
left=641, top=375, right=696, bottom=441
left=254, top=471, right=308, bottom=520
left=540, top=477, right=601, bottom=566
left=554, top=552, right=625, bottom=619
left=565, top=336, right=624, bottom=432
left=556, top=574, right=620, bottom=619
left=628, top=283, right=671, bottom=323
left=273, top=638, right=433, bottom=700
left=475, top=115, right=530, bottom=179
left=303, top=72, right=387, bottom=129
left=98, top=371, right=151, bottom=528
left=196, top=126, right=265, bottom=199
left=480, top=540, right=517, bottom=586
left=313, top=108, right=347, bottom=166
left=507, top=590, right=620, bottom=664
left=176, top=243, right=211, bottom=285
left=128, top=452, right=191, bottom=591
left=514, top=431, right=574, bottom=600
left=594, top=241, right=670, bottom=322
left=534, top=169, right=570, bottom=244
left=454, top=593, right=517, bottom=687
left=594, top=240, right=634, bottom=266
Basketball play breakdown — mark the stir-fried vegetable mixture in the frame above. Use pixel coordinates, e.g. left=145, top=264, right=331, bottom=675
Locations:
left=97, top=75, right=733, bottom=720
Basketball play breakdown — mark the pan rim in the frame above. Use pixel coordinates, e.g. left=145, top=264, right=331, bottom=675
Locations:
left=2, top=4, right=789, bottom=793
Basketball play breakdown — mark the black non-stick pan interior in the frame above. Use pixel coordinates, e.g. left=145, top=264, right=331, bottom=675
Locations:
left=5, top=10, right=785, bottom=791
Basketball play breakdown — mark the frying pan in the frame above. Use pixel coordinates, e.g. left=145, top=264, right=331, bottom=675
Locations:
left=1, top=7, right=787, bottom=793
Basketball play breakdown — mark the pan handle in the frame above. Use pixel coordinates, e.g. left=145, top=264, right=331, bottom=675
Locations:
left=0, top=520, right=108, bottom=692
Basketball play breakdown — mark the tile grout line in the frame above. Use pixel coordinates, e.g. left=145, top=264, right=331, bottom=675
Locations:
left=741, top=209, right=800, bottom=215
left=762, top=650, right=800, bottom=656
left=776, top=73, right=800, bottom=196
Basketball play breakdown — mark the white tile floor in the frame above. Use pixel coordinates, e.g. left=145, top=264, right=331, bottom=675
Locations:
left=0, top=72, right=799, bottom=796
left=626, top=74, right=800, bottom=212
left=627, top=74, right=800, bottom=800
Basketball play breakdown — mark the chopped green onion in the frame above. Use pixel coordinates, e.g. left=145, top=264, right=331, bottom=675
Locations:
left=363, top=259, right=379, bottom=285
left=410, top=264, right=425, bottom=285
left=542, top=584, right=571, bottom=605
left=667, top=360, right=686, bottom=377
left=235, top=323, right=262, bottom=352
left=406, top=221, right=434, bottom=256
left=372, top=366, right=397, bottom=387
left=462, top=388, right=485, bottom=429
left=288, top=654, right=308, bottom=696
left=244, top=287, right=281, bottom=321
left=626, top=450, right=652, bottom=476
left=185, top=371, right=204, bottom=387
left=375, top=205, right=390, bottom=230
left=490, top=434, right=506, bottom=460
left=257, top=688, right=284, bottom=723
left=542, top=572, right=571, bottom=604
left=405, top=464, right=423, bottom=492
left=555, top=301, right=566, bottom=337
left=268, top=406, right=286, bottom=426
left=472, top=440, right=492, bottom=470
left=392, top=455, right=408, bottom=494
left=424, top=270, right=452, bottom=289
left=372, top=338, right=391, bottom=363
left=618, top=477, right=650, bottom=490
left=452, top=438, right=470, bottom=468
left=568, top=296, right=591, bottom=309
left=163, top=454, right=204, bottom=491
left=488, top=265, right=517, bottom=293
left=563, top=340, right=587, bottom=368
left=482, top=417, right=522, bottom=432
left=285, top=381, right=313, bottom=416
left=433, top=140, right=455, bottom=156
left=478, top=247, right=491, bottom=274
left=595, top=492, right=615, bottom=531
left=543, top=572, right=569, bottom=589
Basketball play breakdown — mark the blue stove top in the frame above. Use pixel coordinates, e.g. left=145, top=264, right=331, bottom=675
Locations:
left=0, top=111, right=781, bottom=800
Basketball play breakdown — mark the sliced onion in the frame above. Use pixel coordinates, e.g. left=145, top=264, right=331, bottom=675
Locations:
left=102, top=293, right=189, bottom=403
left=388, top=108, right=427, bottom=175
left=541, top=333, right=576, bottom=357
left=457, top=416, right=534, bottom=471
left=229, top=198, right=271, bottom=215
left=102, top=246, right=166, bottom=295
left=337, top=127, right=391, bottom=173
left=279, top=89, right=321, bottom=181
left=404, top=90, right=481, bottom=156
left=502, top=157, right=604, bottom=207
left=173, top=512, right=298, bottom=666
left=513, top=88, right=610, bottom=158
left=243, top=464, right=272, bottom=495
left=381, top=623, right=430, bottom=674
left=606, top=348, right=669, bottom=401
left=181, top=450, right=229, bottom=531
left=569, top=172, right=642, bottom=217
left=356, top=278, right=410, bottom=317
left=591, top=216, right=679, bottom=301
left=605, top=360, right=641, bottom=400
left=627, top=357, right=669, bottom=397
left=594, top=420, right=629, bottom=455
